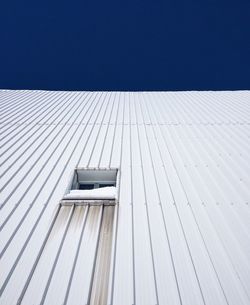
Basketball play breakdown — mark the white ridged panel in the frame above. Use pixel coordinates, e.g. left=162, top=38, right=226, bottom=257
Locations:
left=1, top=90, right=250, bottom=305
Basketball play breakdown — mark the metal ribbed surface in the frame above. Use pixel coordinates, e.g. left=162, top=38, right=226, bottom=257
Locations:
left=1, top=90, right=250, bottom=305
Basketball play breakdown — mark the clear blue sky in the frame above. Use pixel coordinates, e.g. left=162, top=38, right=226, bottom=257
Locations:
left=0, top=0, right=250, bottom=90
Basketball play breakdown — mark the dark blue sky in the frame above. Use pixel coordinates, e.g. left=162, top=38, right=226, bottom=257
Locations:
left=0, top=0, right=250, bottom=91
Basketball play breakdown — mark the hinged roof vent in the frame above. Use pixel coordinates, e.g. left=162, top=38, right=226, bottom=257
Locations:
left=62, top=168, right=119, bottom=204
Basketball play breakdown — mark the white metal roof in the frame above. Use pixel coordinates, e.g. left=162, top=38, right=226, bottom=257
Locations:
left=1, top=90, right=250, bottom=305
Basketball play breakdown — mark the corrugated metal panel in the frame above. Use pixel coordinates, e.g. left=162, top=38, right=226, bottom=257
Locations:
left=1, top=90, right=250, bottom=305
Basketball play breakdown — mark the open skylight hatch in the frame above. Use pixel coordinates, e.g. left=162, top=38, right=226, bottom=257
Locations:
left=62, top=168, right=119, bottom=205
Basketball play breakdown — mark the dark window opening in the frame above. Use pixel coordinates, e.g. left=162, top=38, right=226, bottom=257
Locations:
left=99, top=183, right=115, bottom=188
left=79, top=183, right=115, bottom=190
left=79, top=184, right=95, bottom=190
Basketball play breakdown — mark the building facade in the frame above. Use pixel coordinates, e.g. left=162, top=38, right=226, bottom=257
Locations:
left=1, top=90, right=250, bottom=305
